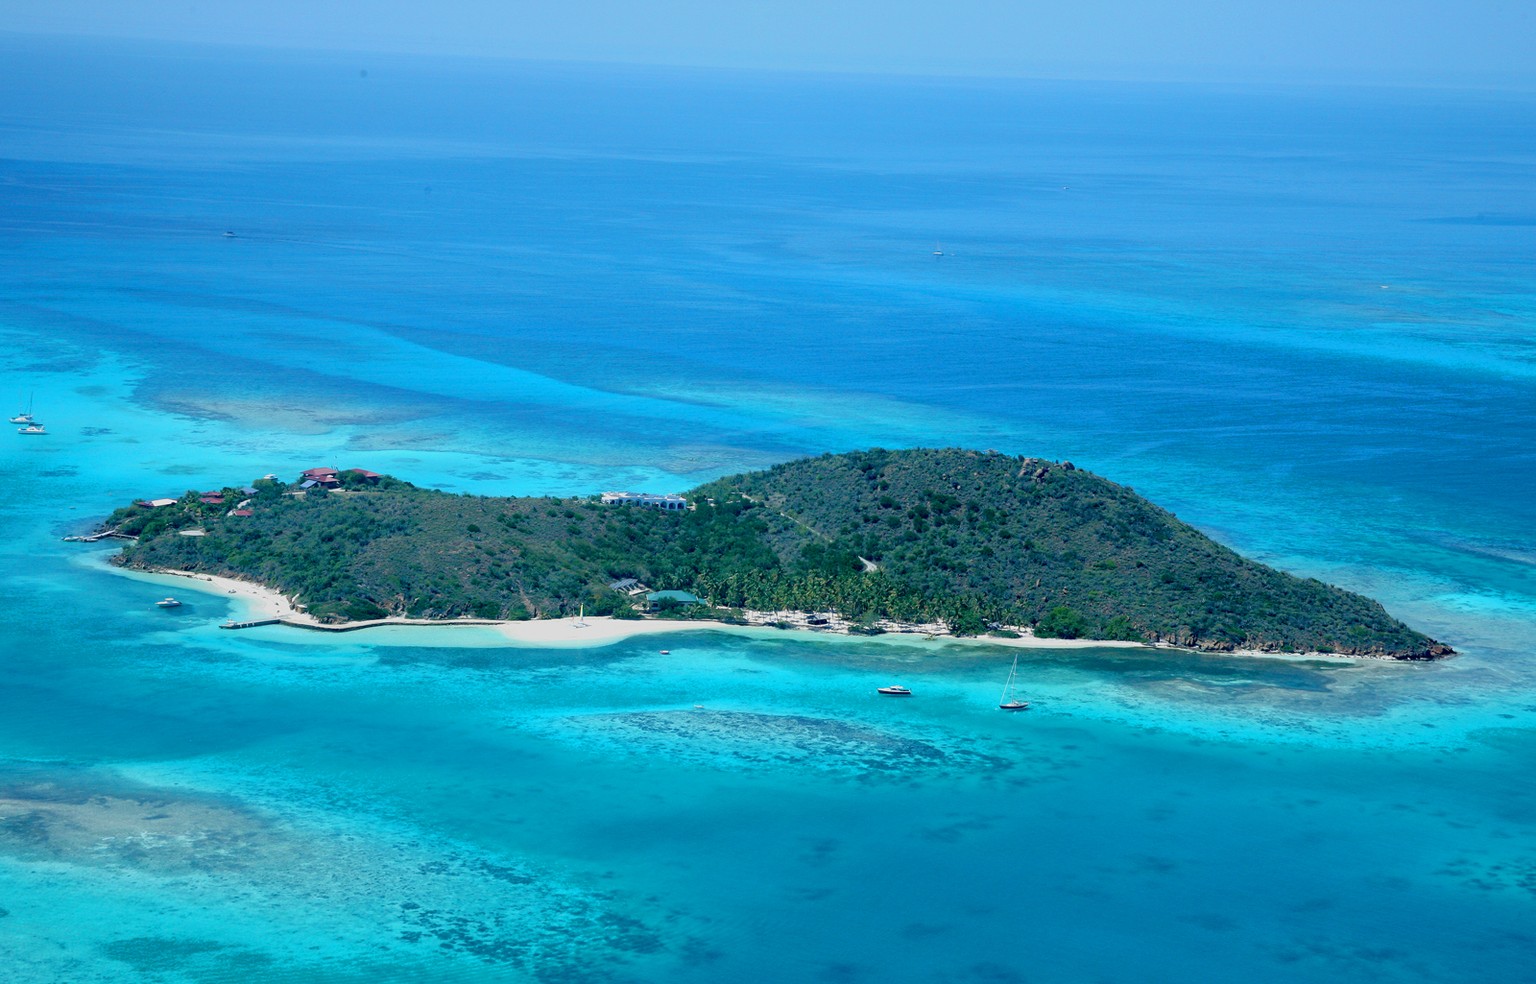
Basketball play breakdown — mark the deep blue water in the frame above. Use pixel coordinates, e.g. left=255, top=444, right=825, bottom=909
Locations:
left=1, top=36, right=1534, bottom=982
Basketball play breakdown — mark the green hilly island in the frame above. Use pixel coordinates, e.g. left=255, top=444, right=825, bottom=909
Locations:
left=103, top=448, right=1451, bottom=659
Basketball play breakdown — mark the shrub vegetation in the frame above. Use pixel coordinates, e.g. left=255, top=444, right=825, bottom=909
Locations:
left=104, top=450, right=1449, bottom=658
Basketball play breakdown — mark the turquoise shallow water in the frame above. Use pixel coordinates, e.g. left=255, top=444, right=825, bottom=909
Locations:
left=1, top=37, right=1534, bottom=982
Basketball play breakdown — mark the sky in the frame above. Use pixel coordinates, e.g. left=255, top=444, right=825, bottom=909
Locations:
left=3, top=0, right=1534, bottom=86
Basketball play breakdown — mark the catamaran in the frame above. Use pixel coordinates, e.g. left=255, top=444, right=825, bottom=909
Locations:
left=999, top=653, right=1029, bottom=710
left=9, top=392, right=35, bottom=424
left=16, top=424, right=45, bottom=435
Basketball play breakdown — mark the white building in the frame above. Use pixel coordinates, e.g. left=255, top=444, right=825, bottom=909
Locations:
left=600, top=491, right=688, bottom=511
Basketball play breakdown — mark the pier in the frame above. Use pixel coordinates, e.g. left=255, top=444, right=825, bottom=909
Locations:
left=62, top=529, right=137, bottom=543
left=220, top=618, right=282, bottom=630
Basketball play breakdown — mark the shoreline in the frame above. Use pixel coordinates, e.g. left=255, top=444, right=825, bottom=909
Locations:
left=106, top=559, right=1148, bottom=650
left=88, top=555, right=1396, bottom=661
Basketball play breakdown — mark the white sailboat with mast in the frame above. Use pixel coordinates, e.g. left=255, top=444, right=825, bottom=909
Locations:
left=999, top=652, right=1029, bottom=710
left=9, top=391, right=35, bottom=425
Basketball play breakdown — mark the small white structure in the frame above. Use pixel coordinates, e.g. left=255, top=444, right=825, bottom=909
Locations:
left=600, top=491, right=688, bottom=511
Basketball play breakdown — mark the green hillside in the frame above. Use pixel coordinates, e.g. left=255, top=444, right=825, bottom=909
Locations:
left=102, top=449, right=1451, bottom=658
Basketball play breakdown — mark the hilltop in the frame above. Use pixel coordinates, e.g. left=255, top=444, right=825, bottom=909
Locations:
left=101, top=449, right=1450, bottom=659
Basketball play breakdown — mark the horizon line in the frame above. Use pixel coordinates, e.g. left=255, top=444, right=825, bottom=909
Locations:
left=5, top=28, right=1535, bottom=96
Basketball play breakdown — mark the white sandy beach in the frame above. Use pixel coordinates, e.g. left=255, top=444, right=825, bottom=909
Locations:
left=88, top=552, right=1164, bottom=652
left=85, top=552, right=1378, bottom=660
left=90, top=553, right=1378, bottom=660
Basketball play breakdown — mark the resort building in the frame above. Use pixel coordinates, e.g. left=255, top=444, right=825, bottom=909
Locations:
left=298, top=467, right=341, bottom=488
left=643, top=590, right=704, bottom=610
left=600, top=491, right=688, bottom=511
left=297, top=467, right=380, bottom=488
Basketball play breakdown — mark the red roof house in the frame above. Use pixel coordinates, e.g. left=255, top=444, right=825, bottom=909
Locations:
left=298, top=467, right=341, bottom=487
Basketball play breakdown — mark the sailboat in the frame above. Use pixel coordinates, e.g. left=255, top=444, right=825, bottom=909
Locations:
left=999, top=653, right=1029, bottom=710
left=931, top=242, right=944, bottom=257
left=575, top=604, right=586, bottom=628
left=9, top=392, right=35, bottom=425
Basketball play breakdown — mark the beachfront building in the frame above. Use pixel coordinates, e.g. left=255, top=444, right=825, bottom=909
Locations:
left=600, top=491, right=688, bottom=511
left=644, top=590, right=704, bottom=610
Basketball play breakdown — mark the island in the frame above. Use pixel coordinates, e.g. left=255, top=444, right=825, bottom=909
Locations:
left=97, top=448, right=1452, bottom=659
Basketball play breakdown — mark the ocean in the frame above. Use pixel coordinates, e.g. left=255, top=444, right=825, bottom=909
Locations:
left=1, top=35, right=1533, bottom=982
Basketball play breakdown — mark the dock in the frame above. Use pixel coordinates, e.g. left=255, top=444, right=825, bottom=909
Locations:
left=220, top=618, right=282, bottom=630
left=62, top=529, right=137, bottom=543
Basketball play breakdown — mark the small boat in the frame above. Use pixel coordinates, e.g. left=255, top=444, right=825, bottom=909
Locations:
left=999, top=652, right=1029, bottom=710
left=659, top=649, right=670, bottom=655
left=931, top=242, right=944, bottom=257
left=10, top=391, right=35, bottom=424
left=155, top=598, right=182, bottom=608
left=17, top=424, right=46, bottom=435
left=877, top=685, right=912, bottom=697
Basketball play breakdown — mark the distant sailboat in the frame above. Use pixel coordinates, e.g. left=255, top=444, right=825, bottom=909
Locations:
left=931, top=242, right=944, bottom=257
left=575, top=604, right=586, bottom=627
left=999, top=653, right=1029, bottom=710
left=9, top=391, right=34, bottom=425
